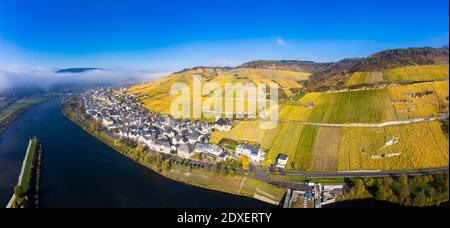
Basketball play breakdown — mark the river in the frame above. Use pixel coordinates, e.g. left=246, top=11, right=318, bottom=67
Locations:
left=0, top=97, right=271, bottom=208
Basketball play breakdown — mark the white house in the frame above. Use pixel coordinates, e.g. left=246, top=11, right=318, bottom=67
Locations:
left=276, top=154, right=289, bottom=168
left=102, top=118, right=114, bottom=126
left=177, top=144, right=194, bottom=158
left=194, top=143, right=224, bottom=157
left=155, top=140, right=171, bottom=154
left=214, top=118, right=232, bottom=131
left=236, top=144, right=265, bottom=163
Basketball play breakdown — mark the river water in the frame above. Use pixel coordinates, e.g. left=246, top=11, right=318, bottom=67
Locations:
left=0, top=97, right=271, bottom=208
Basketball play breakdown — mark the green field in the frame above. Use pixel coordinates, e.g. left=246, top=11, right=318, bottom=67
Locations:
left=384, top=64, right=449, bottom=82
left=20, top=139, right=37, bottom=192
left=291, top=125, right=318, bottom=170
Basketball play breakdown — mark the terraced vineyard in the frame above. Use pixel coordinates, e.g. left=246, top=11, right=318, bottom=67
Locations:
left=389, top=80, right=449, bottom=119
left=129, top=68, right=309, bottom=114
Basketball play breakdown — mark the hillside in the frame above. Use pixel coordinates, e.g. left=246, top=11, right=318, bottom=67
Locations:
left=128, top=67, right=310, bottom=116
left=129, top=46, right=449, bottom=172
left=306, top=47, right=449, bottom=90
left=238, top=47, right=449, bottom=91
left=56, top=68, right=104, bottom=73
left=239, top=60, right=331, bottom=73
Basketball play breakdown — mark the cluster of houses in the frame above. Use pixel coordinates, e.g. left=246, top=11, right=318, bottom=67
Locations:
left=82, top=89, right=268, bottom=165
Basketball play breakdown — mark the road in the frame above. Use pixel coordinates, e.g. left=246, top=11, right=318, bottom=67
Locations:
left=241, top=167, right=449, bottom=179
left=235, top=166, right=449, bottom=190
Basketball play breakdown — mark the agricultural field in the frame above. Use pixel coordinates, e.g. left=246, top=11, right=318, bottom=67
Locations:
left=265, top=122, right=305, bottom=166
left=290, top=125, right=318, bottom=171
left=311, top=127, right=340, bottom=171
left=307, top=89, right=397, bottom=123
left=383, top=64, right=449, bottom=82
left=209, top=120, right=279, bottom=150
left=346, top=71, right=384, bottom=86
left=366, top=71, right=384, bottom=83
left=338, top=121, right=449, bottom=171
left=388, top=80, right=449, bottom=119
left=346, top=72, right=369, bottom=86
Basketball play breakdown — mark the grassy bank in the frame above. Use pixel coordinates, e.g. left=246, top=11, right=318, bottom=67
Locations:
left=61, top=97, right=286, bottom=205
left=20, top=139, right=37, bottom=192
left=9, top=138, right=42, bottom=208
left=0, top=95, right=52, bottom=133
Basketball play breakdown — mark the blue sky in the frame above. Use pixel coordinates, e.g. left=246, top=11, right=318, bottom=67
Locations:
left=0, top=0, right=448, bottom=71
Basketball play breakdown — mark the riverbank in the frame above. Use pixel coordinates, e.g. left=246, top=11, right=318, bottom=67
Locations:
left=61, top=97, right=285, bottom=206
left=7, top=138, right=42, bottom=208
left=0, top=95, right=54, bottom=134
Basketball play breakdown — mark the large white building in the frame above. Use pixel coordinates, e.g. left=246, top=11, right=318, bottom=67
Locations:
left=236, top=144, right=265, bottom=163
left=194, top=143, right=224, bottom=157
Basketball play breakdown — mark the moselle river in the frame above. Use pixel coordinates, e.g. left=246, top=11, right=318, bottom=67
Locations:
left=0, top=97, right=272, bottom=208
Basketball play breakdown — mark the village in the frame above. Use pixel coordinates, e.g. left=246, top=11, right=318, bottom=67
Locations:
left=81, top=88, right=347, bottom=208
left=81, top=88, right=274, bottom=166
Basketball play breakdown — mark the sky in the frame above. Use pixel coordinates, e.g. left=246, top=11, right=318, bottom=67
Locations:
left=0, top=0, right=449, bottom=71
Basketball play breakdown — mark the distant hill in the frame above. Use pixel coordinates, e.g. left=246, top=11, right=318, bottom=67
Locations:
left=306, top=47, right=449, bottom=90
left=238, top=47, right=449, bottom=91
left=56, top=68, right=104, bottom=74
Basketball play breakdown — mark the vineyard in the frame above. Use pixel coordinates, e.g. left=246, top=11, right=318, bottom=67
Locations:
left=388, top=80, right=449, bottom=119
left=210, top=120, right=279, bottom=149
left=383, top=64, right=449, bottom=82
left=338, top=121, right=449, bottom=171
left=346, top=72, right=369, bottom=86
left=346, top=71, right=384, bottom=86
left=129, top=67, right=309, bottom=117
left=305, top=89, right=397, bottom=123
left=265, top=122, right=305, bottom=167
left=129, top=65, right=449, bottom=172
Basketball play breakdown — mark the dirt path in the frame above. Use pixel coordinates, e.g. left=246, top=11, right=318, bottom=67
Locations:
left=291, top=116, right=446, bottom=128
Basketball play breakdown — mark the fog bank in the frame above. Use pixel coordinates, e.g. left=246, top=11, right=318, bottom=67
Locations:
left=0, top=67, right=168, bottom=92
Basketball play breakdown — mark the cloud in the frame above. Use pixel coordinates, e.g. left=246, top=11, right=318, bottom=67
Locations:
left=275, top=37, right=288, bottom=46
left=0, top=67, right=168, bottom=92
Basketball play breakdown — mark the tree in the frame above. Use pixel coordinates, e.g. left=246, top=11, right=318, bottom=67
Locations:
left=398, top=182, right=410, bottom=205
left=241, top=156, right=250, bottom=170
left=14, top=185, right=25, bottom=198
left=163, top=159, right=172, bottom=172
left=156, top=154, right=163, bottom=172
left=398, top=175, right=408, bottom=185
left=135, top=145, right=145, bottom=154
left=363, top=177, right=375, bottom=187
left=375, top=184, right=395, bottom=202
left=352, top=179, right=368, bottom=197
